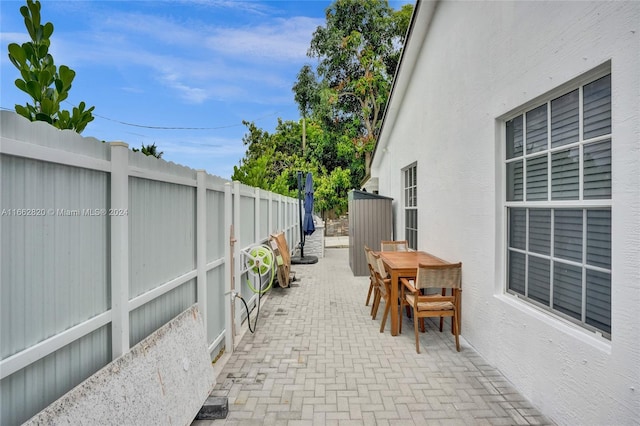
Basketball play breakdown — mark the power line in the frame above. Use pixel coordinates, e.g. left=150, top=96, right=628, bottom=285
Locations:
left=1, top=105, right=282, bottom=131
left=91, top=110, right=281, bottom=130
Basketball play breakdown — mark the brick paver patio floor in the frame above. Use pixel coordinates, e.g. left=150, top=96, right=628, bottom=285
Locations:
left=194, top=248, right=553, bottom=425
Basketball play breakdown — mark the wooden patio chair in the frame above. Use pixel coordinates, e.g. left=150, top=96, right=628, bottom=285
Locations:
left=400, top=262, right=462, bottom=353
left=371, top=254, right=393, bottom=333
left=381, top=239, right=412, bottom=319
left=364, top=245, right=375, bottom=307
left=365, top=248, right=383, bottom=319
left=380, top=240, right=409, bottom=252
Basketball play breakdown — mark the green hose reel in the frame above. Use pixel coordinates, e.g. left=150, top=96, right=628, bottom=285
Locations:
left=243, top=244, right=275, bottom=294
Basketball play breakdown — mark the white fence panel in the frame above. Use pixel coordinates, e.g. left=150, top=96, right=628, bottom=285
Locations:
left=129, top=177, right=196, bottom=297
left=260, top=196, right=270, bottom=241
left=206, top=188, right=226, bottom=262
left=0, top=111, right=300, bottom=425
left=1, top=157, right=110, bottom=358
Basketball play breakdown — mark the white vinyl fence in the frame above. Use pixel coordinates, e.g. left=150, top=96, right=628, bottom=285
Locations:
left=0, top=111, right=300, bottom=425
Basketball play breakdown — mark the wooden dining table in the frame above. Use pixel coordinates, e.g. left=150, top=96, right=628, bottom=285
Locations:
left=377, top=250, right=452, bottom=336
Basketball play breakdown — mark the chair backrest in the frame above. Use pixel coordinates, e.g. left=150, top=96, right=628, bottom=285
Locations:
left=373, top=255, right=389, bottom=296
left=375, top=257, right=388, bottom=280
left=381, top=240, right=409, bottom=252
left=364, top=245, right=377, bottom=276
left=414, top=262, right=462, bottom=290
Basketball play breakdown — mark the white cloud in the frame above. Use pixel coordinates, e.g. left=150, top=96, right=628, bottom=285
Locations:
left=178, top=0, right=274, bottom=16
left=41, top=8, right=320, bottom=105
left=205, top=16, right=322, bottom=63
left=2, top=2, right=321, bottom=126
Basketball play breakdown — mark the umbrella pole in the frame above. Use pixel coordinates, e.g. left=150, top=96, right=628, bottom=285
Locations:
left=297, top=171, right=304, bottom=258
left=291, top=171, right=318, bottom=266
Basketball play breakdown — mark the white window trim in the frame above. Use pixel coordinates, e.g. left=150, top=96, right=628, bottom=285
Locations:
left=497, top=62, right=612, bottom=339
left=402, top=162, right=418, bottom=250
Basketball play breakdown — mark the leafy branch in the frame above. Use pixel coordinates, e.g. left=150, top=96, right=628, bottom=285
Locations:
left=7, top=0, right=95, bottom=133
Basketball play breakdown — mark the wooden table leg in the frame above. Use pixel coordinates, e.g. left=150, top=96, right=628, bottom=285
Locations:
left=390, top=271, right=399, bottom=336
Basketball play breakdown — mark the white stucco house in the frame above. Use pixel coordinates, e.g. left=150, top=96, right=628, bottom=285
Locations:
left=367, top=1, right=639, bottom=424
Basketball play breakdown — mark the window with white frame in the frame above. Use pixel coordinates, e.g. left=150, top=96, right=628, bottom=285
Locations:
left=403, top=163, right=417, bottom=250
left=505, top=72, right=612, bottom=337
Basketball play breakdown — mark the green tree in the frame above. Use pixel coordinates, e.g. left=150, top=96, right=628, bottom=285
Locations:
left=308, top=0, right=411, bottom=152
left=292, top=64, right=319, bottom=155
left=232, top=121, right=277, bottom=190
left=132, top=143, right=163, bottom=159
left=314, top=167, right=352, bottom=218
left=234, top=0, right=412, bottom=218
left=7, top=0, right=95, bottom=133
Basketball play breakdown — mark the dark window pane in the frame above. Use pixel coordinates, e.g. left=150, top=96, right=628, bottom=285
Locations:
left=509, top=208, right=526, bottom=250
left=553, top=262, right=582, bottom=320
left=506, top=115, right=524, bottom=159
left=554, top=210, right=584, bottom=260
left=587, top=209, right=611, bottom=269
left=583, top=74, right=611, bottom=139
left=551, top=89, right=579, bottom=147
left=528, top=256, right=551, bottom=305
left=529, top=209, right=551, bottom=255
left=584, top=140, right=611, bottom=199
left=508, top=251, right=526, bottom=295
left=526, top=155, right=548, bottom=201
left=507, top=160, right=523, bottom=201
left=551, top=148, right=579, bottom=200
left=586, top=269, right=611, bottom=334
left=554, top=209, right=583, bottom=262
left=526, top=104, right=548, bottom=153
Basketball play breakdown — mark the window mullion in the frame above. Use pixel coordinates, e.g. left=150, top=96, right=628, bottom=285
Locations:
left=524, top=209, right=530, bottom=296
left=522, top=114, right=527, bottom=200
left=546, top=101, right=552, bottom=202
left=579, top=144, right=584, bottom=201
left=579, top=87, right=585, bottom=201
left=579, top=85, right=584, bottom=142
left=581, top=209, right=588, bottom=322
left=549, top=208, right=555, bottom=308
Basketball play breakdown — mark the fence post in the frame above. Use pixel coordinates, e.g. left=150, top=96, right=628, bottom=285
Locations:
left=255, top=187, right=261, bottom=243
left=276, top=194, right=284, bottom=232
left=224, top=182, right=233, bottom=353
left=196, top=170, right=207, bottom=332
left=268, top=192, right=273, bottom=235
left=110, top=142, right=130, bottom=359
left=233, top=181, right=242, bottom=334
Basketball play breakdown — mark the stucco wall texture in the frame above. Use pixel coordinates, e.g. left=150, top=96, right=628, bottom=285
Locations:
left=371, top=1, right=639, bottom=424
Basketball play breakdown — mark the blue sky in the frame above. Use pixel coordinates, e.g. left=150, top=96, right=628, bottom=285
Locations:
left=1, top=0, right=411, bottom=179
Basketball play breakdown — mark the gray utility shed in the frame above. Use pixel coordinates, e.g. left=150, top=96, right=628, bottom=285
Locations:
left=348, top=190, right=393, bottom=276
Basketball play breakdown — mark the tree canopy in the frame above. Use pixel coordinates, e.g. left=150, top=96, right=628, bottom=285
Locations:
left=232, top=0, right=413, bottom=218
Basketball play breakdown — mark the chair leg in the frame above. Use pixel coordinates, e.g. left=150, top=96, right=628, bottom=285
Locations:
left=371, top=291, right=380, bottom=319
left=414, top=309, right=420, bottom=354
left=399, top=302, right=403, bottom=334
left=370, top=289, right=377, bottom=316
left=365, top=282, right=373, bottom=306
left=439, top=317, right=444, bottom=332
left=380, top=299, right=391, bottom=333
left=453, top=313, right=460, bottom=352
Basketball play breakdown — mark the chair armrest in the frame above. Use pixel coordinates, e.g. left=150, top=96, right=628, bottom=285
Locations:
left=400, top=277, right=419, bottom=294
left=416, top=294, right=456, bottom=304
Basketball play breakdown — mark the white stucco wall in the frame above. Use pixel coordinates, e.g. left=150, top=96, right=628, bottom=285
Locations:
left=371, top=1, right=639, bottom=424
